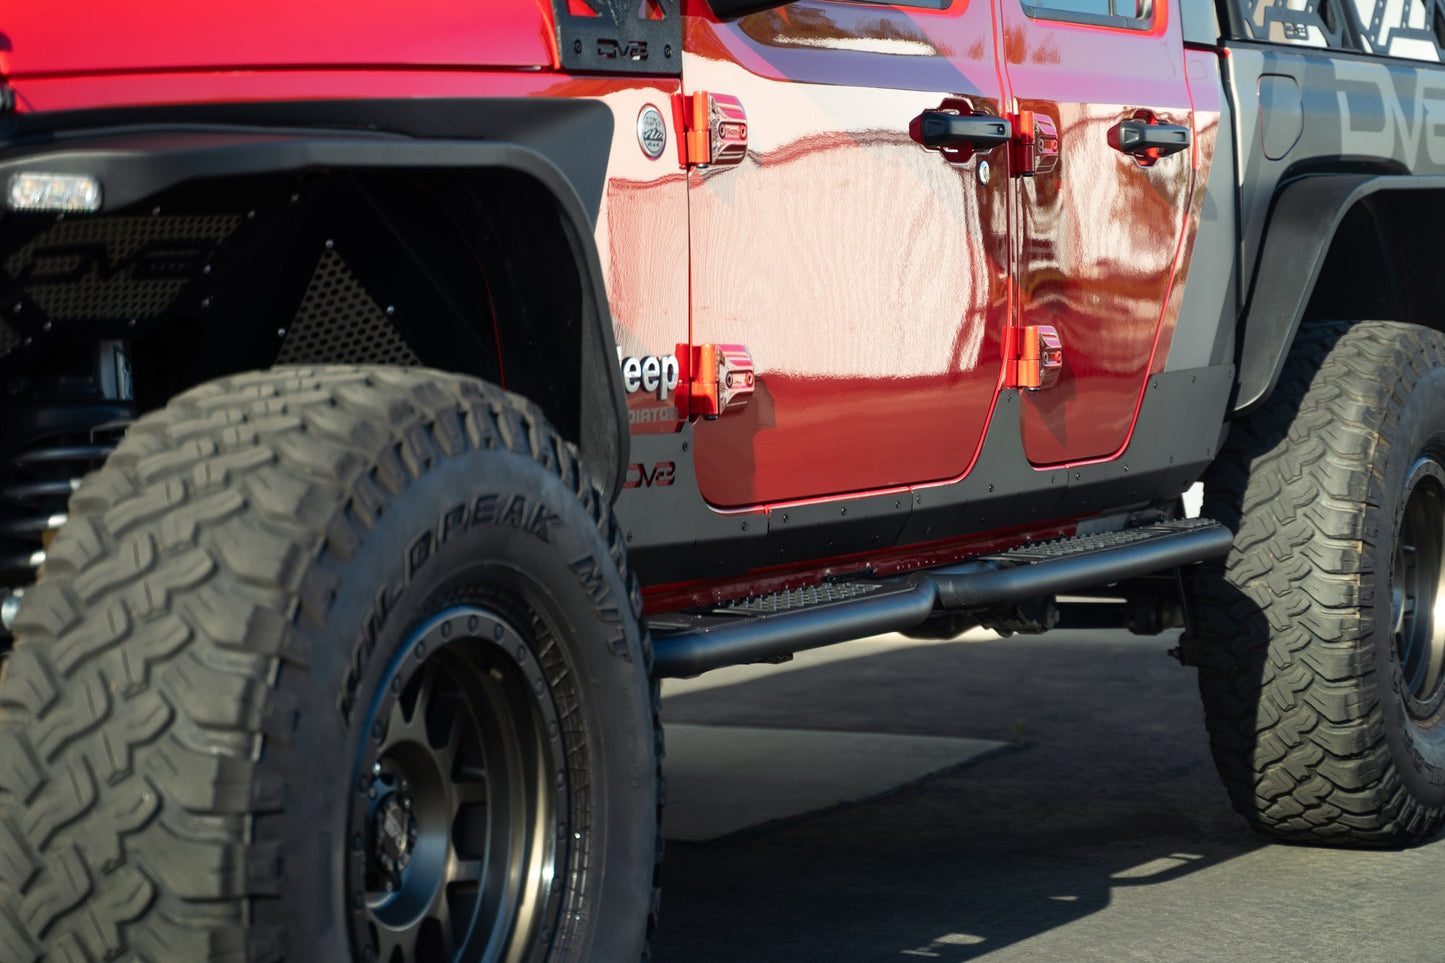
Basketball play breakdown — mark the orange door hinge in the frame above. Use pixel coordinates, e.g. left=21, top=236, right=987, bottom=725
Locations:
left=1009, top=109, right=1060, bottom=178
left=676, top=342, right=755, bottom=418
left=1003, top=325, right=1064, bottom=390
left=682, top=92, right=749, bottom=168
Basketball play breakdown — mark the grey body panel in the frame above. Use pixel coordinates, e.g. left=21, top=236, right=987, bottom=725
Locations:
left=1227, top=45, right=1445, bottom=278
left=1225, top=42, right=1445, bottom=411
left=1166, top=58, right=1239, bottom=371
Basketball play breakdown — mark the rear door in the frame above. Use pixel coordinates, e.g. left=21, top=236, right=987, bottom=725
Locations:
left=683, top=1, right=1011, bottom=508
left=999, top=0, right=1195, bottom=464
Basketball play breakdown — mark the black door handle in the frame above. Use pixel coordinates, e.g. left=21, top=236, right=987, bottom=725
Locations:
left=1108, top=120, right=1191, bottom=157
left=919, top=111, right=1012, bottom=150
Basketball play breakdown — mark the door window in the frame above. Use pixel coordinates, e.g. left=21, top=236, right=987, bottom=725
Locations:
left=1022, top=0, right=1154, bottom=28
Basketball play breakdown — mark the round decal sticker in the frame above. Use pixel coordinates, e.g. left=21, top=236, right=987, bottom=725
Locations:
left=637, top=105, right=668, bottom=160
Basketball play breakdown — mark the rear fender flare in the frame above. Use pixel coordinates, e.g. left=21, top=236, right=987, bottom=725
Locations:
left=1235, top=173, right=1445, bottom=415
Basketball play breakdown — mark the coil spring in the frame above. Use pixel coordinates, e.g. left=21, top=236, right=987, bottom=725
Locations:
left=0, top=419, right=129, bottom=592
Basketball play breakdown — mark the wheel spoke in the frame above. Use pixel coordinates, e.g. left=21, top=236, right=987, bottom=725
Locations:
left=415, top=872, right=465, bottom=962
left=449, top=854, right=485, bottom=886
left=374, top=922, right=411, bottom=963
left=441, top=922, right=461, bottom=962
left=435, top=904, right=462, bottom=962
left=382, top=663, right=435, bottom=753
left=452, top=779, right=488, bottom=812
left=431, top=696, right=465, bottom=778
left=412, top=662, right=440, bottom=727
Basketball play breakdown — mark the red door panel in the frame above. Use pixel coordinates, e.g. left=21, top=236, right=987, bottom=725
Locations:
left=684, top=2, right=1011, bottom=508
left=1001, top=2, right=1194, bottom=465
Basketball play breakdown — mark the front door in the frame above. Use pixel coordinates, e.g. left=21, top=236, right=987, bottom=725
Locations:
left=1000, top=0, right=1195, bottom=465
left=683, top=1, right=1012, bottom=508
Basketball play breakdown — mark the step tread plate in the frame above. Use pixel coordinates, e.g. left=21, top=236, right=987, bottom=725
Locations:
left=648, top=578, right=914, bottom=637
left=989, top=517, right=1222, bottom=564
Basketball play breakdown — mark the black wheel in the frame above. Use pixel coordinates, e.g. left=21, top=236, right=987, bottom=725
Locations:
left=1192, top=320, right=1445, bottom=844
left=0, top=367, right=661, bottom=960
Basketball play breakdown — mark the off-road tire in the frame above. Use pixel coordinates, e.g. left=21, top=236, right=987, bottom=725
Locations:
left=1193, top=320, right=1445, bottom=844
left=0, top=366, right=662, bottom=960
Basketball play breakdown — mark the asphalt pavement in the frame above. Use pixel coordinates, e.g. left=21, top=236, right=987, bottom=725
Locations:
left=650, top=629, right=1445, bottom=962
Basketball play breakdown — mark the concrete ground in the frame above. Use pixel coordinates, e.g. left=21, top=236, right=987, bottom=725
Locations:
left=651, top=629, right=1445, bottom=962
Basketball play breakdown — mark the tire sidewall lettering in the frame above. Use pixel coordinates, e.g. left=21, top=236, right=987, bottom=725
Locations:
left=570, top=553, right=629, bottom=661
left=338, top=490, right=566, bottom=725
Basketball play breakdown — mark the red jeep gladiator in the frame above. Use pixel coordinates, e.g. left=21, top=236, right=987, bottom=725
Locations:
left=2, top=0, right=1444, bottom=958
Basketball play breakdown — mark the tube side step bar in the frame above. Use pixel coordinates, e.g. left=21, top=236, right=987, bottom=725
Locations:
left=648, top=517, right=1233, bottom=678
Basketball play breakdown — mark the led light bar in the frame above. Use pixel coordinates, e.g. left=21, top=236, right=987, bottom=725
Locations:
left=8, top=171, right=102, bottom=213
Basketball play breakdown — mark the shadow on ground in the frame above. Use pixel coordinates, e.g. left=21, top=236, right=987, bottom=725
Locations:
left=651, top=631, right=1265, bottom=962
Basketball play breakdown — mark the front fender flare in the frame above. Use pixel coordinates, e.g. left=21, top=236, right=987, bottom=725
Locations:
left=0, top=114, right=630, bottom=500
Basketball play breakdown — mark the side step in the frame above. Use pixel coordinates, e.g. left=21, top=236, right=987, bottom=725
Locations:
left=648, top=517, right=1232, bottom=678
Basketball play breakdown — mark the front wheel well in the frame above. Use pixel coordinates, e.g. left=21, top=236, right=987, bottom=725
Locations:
left=233, top=165, right=594, bottom=447
left=0, top=163, right=619, bottom=488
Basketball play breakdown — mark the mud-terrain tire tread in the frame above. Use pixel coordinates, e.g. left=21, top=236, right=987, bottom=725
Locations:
left=0, top=365, right=662, bottom=961
left=1194, top=320, right=1445, bottom=845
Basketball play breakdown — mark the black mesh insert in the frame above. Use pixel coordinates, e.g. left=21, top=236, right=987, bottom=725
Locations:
left=3, top=215, right=240, bottom=322
left=277, top=249, right=420, bottom=366
left=0, top=319, right=22, bottom=357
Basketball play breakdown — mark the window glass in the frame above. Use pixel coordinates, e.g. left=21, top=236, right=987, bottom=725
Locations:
left=1024, top=0, right=1153, bottom=29
left=846, top=0, right=952, bottom=8
left=1036, top=0, right=1113, bottom=16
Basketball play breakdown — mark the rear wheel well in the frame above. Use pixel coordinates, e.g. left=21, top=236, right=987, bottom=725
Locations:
left=1302, top=188, right=1445, bottom=334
